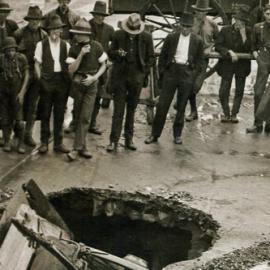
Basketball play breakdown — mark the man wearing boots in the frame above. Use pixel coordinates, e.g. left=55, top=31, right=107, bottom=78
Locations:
left=215, top=6, right=252, bottom=123
left=106, top=13, right=154, bottom=152
left=35, top=15, right=70, bottom=154
left=0, top=37, right=29, bottom=154
left=145, top=13, right=204, bottom=145
left=15, top=5, right=47, bottom=147
left=247, top=4, right=270, bottom=133
left=66, top=18, right=107, bottom=161
left=185, top=0, right=218, bottom=122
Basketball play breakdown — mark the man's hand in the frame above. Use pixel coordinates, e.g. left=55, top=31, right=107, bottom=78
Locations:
left=17, top=92, right=25, bottom=105
left=81, top=74, right=97, bottom=86
left=80, top=44, right=91, bottom=57
left=253, top=51, right=259, bottom=61
left=118, top=48, right=127, bottom=57
left=228, top=50, right=238, bottom=63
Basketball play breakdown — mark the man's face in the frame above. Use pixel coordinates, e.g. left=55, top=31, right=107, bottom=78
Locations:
left=181, top=25, right=192, bottom=36
left=0, top=12, right=9, bottom=23
left=93, top=14, right=105, bottom=25
left=264, top=9, right=270, bottom=23
left=49, top=28, right=62, bottom=41
left=5, top=48, right=16, bottom=59
left=58, top=0, right=70, bottom=12
left=234, top=18, right=245, bottom=29
left=74, top=34, right=90, bottom=44
left=194, top=10, right=206, bottom=21
left=28, top=19, right=41, bottom=30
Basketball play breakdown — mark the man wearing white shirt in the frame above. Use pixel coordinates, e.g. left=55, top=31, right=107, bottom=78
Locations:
left=35, top=15, right=70, bottom=154
left=145, top=13, right=204, bottom=145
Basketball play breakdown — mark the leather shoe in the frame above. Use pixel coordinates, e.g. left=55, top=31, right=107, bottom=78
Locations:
left=185, top=112, right=198, bottom=122
left=88, top=127, right=102, bottom=135
left=231, top=115, right=239, bottom=123
left=79, top=149, right=92, bottom=159
left=246, top=125, right=263, bottom=133
left=125, top=141, right=137, bottom=151
left=39, top=143, right=48, bottom=154
left=174, top=137, right=182, bottom=145
left=54, top=144, right=70, bottom=154
left=106, top=142, right=118, bottom=152
left=17, top=144, right=26, bottom=154
left=67, top=150, right=78, bottom=161
left=220, top=115, right=231, bottom=123
left=3, top=141, right=11, bottom=152
left=24, top=135, right=36, bottom=147
left=144, top=135, right=158, bottom=144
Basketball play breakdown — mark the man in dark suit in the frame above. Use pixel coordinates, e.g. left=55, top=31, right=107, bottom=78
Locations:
left=215, top=6, right=252, bottom=123
left=106, top=13, right=154, bottom=152
left=145, top=13, right=204, bottom=145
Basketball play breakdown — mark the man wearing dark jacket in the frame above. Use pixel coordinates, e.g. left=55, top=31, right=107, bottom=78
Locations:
left=145, top=13, right=204, bottom=145
left=215, top=6, right=252, bottom=123
left=107, top=13, right=154, bottom=152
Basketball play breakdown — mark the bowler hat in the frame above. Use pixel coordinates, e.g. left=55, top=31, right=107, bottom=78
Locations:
left=90, top=1, right=108, bottom=16
left=0, top=0, right=12, bottom=12
left=233, top=5, right=250, bottom=22
left=44, top=14, right=66, bottom=30
left=191, top=0, right=212, bottom=12
left=2, top=37, right=17, bottom=50
left=121, top=13, right=145, bottom=35
left=70, top=18, right=92, bottom=35
left=24, top=5, right=43, bottom=21
left=180, top=12, right=194, bottom=27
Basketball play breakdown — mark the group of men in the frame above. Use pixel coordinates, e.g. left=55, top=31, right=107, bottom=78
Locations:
left=0, top=0, right=270, bottom=161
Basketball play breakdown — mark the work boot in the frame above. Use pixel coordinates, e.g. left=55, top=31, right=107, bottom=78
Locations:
left=39, top=143, right=48, bottom=154
left=106, top=142, right=118, bottom=152
left=246, top=125, right=263, bottom=133
left=54, top=144, right=70, bottom=154
left=79, top=149, right=93, bottom=159
left=220, top=115, right=231, bottom=123
left=264, top=124, right=270, bottom=134
left=174, top=136, right=183, bottom=145
left=17, top=142, right=26, bottom=154
left=101, top=98, right=111, bottom=109
left=3, top=141, right=11, bottom=152
left=125, top=140, right=137, bottom=151
left=0, top=137, right=4, bottom=147
left=64, top=121, right=75, bottom=134
left=144, top=135, right=158, bottom=144
left=185, top=112, right=198, bottom=122
left=24, top=134, right=37, bottom=147
left=67, top=150, right=78, bottom=161
left=231, top=115, right=239, bottom=123
left=88, top=126, right=102, bottom=135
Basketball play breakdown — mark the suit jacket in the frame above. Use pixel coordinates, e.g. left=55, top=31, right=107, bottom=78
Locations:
left=252, top=21, right=270, bottom=52
left=158, top=32, right=204, bottom=80
left=215, top=25, right=252, bottom=78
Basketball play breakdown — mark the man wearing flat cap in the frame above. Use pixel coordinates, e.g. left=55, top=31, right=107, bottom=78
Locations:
left=106, top=13, right=154, bottom=152
left=66, top=18, right=107, bottom=161
left=35, top=15, right=71, bottom=154
left=215, top=5, right=252, bottom=123
left=15, top=5, right=47, bottom=147
left=145, top=12, right=204, bottom=146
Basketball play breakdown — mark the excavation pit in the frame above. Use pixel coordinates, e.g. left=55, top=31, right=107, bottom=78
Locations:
left=49, top=188, right=219, bottom=270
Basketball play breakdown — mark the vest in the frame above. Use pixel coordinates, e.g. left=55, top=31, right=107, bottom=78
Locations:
left=41, top=38, right=68, bottom=80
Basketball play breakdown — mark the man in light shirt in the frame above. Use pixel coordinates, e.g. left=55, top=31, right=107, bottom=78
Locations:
left=35, top=15, right=71, bottom=154
left=145, top=12, right=204, bottom=145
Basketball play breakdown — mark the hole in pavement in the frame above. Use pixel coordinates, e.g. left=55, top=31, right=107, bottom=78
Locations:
left=49, top=188, right=219, bottom=270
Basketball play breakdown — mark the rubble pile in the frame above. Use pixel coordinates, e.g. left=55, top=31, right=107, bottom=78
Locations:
left=195, top=242, right=270, bottom=270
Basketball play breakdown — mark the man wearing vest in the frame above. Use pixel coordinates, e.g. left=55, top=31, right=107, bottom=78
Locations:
left=15, top=6, right=47, bottom=148
left=0, top=37, right=29, bottom=154
left=106, top=13, right=154, bottom=152
left=145, top=13, right=204, bottom=145
left=247, top=4, right=270, bottom=133
left=35, top=15, right=70, bottom=154
left=66, top=18, right=107, bottom=161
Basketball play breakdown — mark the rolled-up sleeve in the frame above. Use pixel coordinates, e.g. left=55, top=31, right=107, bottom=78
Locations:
left=34, top=41, right=42, bottom=64
left=98, top=52, right=108, bottom=63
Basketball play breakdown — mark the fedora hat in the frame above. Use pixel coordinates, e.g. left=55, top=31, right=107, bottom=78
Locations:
left=191, top=0, right=212, bottom=12
left=90, top=1, right=108, bottom=16
left=2, top=37, right=17, bottom=50
left=0, top=0, right=12, bottom=12
left=180, top=12, right=194, bottom=27
left=44, top=14, right=66, bottom=30
left=24, top=5, right=43, bottom=21
left=70, top=18, right=92, bottom=35
left=121, top=13, right=145, bottom=35
left=233, top=5, right=250, bottom=22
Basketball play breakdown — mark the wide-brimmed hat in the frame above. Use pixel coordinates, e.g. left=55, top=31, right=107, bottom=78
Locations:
left=263, top=4, right=270, bottom=12
left=24, top=5, right=43, bottom=21
left=2, top=37, right=17, bottom=50
left=191, top=0, right=212, bottom=12
left=180, top=12, right=194, bottom=27
left=233, top=5, right=250, bottom=22
left=70, top=18, right=92, bottom=35
left=121, top=13, right=145, bottom=35
left=0, top=0, right=12, bottom=12
left=90, top=1, right=108, bottom=16
left=44, top=14, right=66, bottom=30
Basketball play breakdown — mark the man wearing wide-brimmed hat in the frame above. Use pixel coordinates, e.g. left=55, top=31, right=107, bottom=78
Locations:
left=106, top=13, right=154, bottom=152
left=215, top=5, right=252, bottom=124
left=43, top=0, right=80, bottom=41
left=184, top=0, right=219, bottom=122
left=15, top=5, right=47, bottom=148
left=145, top=12, right=204, bottom=146
left=0, top=37, right=29, bottom=154
left=66, top=18, right=107, bottom=161
left=35, top=14, right=71, bottom=154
